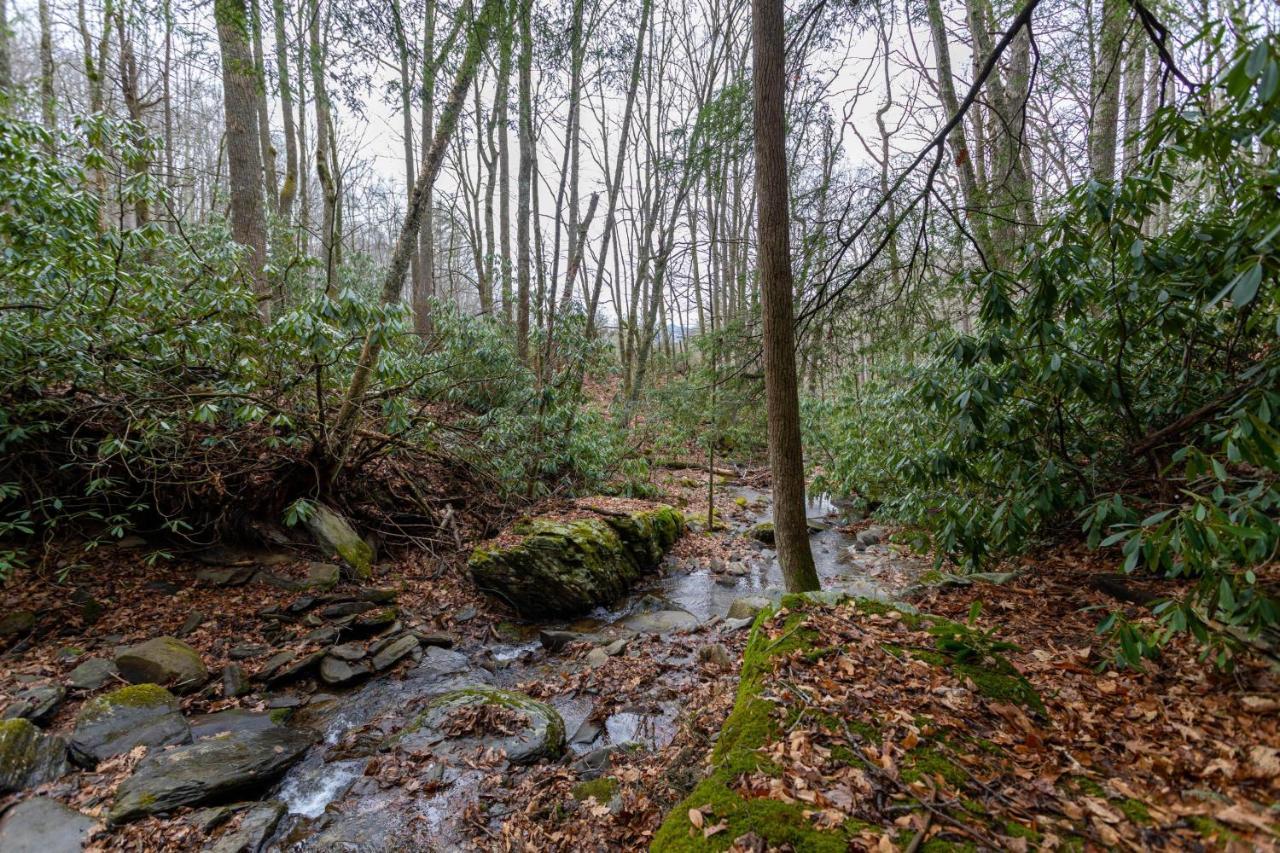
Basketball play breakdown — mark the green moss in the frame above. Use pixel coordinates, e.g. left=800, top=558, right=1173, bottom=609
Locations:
left=572, top=776, right=619, bottom=803
left=901, top=744, right=966, bottom=788
left=1118, top=798, right=1151, bottom=825
left=1002, top=819, right=1041, bottom=841
left=268, top=708, right=293, bottom=724
left=918, top=569, right=946, bottom=585
left=1188, top=816, right=1242, bottom=844
left=79, top=683, right=176, bottom=723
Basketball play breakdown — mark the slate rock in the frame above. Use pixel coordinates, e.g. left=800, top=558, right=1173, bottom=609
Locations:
left=351, top=607, right=397, bottom=632
left=204, top=801, right=285, bottom=853
left=114, top=637, right=208, bottom=694
left=228, top=645, right=268, bottom=661
left=726, top=595, right=772, bottom=621
left=393, top=688, right=564, bottom=766
left=178, top=611, right=206, bottom=638
left=69, top=683, right=190, bottom=767
left=303, top=562, right=340, bottom=591
left=0, top=796, right=97, bottom=852
left=319, top=656, right=372, bottom=687
left=222, top=665, right=250, bottom=699
left=319, top=601, right=373, bottom=621
left=188, top=709, right=280, bottom=740
left=303, top=505, right=374, bottom=580
left=109, top=728, right=314, bottom=824
left=0, top=718, right=69, bottom=792
left=3, top=685, right=66, bottom=724
left=371, top=634, right=418, bottom=671
left=266, top=651, right=324, bottom=685
left=413, top=631, right=456, bottom=648
left=856, top=526, right=886, bottom=547
left=538, top=630, right=579, bottom=653
left=195, top=567, right=256, bottom=587
left=67, top=658, right=117, bottom=691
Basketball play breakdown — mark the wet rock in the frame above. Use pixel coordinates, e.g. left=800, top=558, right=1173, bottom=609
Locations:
left=114, top=637, right=208, bottom=694
left=265, top=693, right=304, bottom=709
left=406, top=646, right=493, bottom=695
left=67, top=658, right=117, bottom=691
left=195, top=567, right=256, bottom=587
left=188, top=709, right=281, bottom=740
left=303, top=562, right=340, bottom=591
left=0, top=795, right=97, bottom=852
left=727, top=595, right=772, bottom=621
left=746, top=522, right=775, bottom=545
left=2, top=685, right=65, bottom=724
left=371, top=634, right=418, bottom=671
left=394, top=688, right=565, bottom=766
left=204, top=801, right=285, bottom=853
left=222, top=665, right=250, bottom=699
left=619, top=609, right=699, bottom=634
left=722, top=616, right=754, bottom=632
left=303, top=504, right=374, bottom=580
left=0, top=719, right=69, bottom=792
left=319, top=656, right=372, bottom=687
left=569, top=717, right=603, bottom=746
left=109, top=728, right=314, bottom=824
left=69, top=683, right=190, bottom=767
left=697, top=643, right=732, bottom=668
left=539, top=630, right=579, bottom=653
left=0, top=610, right=35, bottom=639
left=178, top=611, right=206, bottom=638
left=856, top=526, right=886, bottom=547
left=468, top=505, right=684, bottom=618
left=327, top=642, right=366, bottom=662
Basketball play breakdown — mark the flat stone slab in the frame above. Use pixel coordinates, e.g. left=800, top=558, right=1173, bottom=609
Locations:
left=0, top=796, right=97, bottom=852
left=70, top=683, right=190, bottom=767
left=618, top=609, right=699, bottom=634
left=0, top=719, right=69, bottom=793
left=393, top=688, right=565, bottom=766
left=66, top=658, right=117, bottom=691
left=109, top=728, right=314, bottom=824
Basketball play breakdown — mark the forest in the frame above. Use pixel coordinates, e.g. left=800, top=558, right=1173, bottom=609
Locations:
left=0, top=0, right=1277, bottom=847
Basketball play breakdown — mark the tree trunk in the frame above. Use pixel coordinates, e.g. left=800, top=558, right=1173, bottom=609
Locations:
left=752, top=0, right=819, bottom=593
left=1090, top=0, right=1125, bottom=181
left=414, top=0, right=438, bottom=334
left=495, top=5, right=513, bottom=324
left=216, top=0, right=271, bottom=319
left=270, top=0, right=298, bottom=217
left=515, top=0, right=533, bottom=360
left=310, top=0, right=340, bottom=291
left=249, top=0, right=277, bottom=211
left=391, top=0, right=419, bottom=297
left=0, top=0, right=10, bottom=94
left=38, top=0, right=56, bottom=136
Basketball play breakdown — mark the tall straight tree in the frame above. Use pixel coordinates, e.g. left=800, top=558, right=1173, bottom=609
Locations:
left=215, top=0, right=271, bottom=319
left=751, top=0, right=819, bottom=593
left=270, top=0, right=298, bottom=216
left=514, top=0, right=533, bottom=360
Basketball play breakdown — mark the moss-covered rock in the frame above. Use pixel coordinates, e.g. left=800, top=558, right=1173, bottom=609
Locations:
left=0, top=610, right=35, bottom=639
left=392, top=687, right=565, bottom=766
left=304, top=504, right=374, bottom=580
left=115, top=636, right=208, bottom=694
left=70, top=683, right=191, bottom=767
left=469, top=505, right=684, bottom=617
left=0, top=718, right=69, bottom=793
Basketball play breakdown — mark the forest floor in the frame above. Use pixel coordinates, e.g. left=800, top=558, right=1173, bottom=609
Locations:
left=0, top=463, right=1277, bottom=850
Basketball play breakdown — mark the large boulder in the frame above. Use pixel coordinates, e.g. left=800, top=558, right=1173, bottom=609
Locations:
left=0, top=796, right=97, bottom=852
left=469, top=505, right=683, bottom=618
left=0, top=719, right=68, bottom=792
left=69, top=684, right=191, bottom=767
left=304, top=504, right=374, bottom=580
left=109, top=728, right=314, bottom=824
left=619, top=609, right=699, bottom=634
left=392, top=687, right=564, bottom=766
left=114, top=637, right=208, bottom=694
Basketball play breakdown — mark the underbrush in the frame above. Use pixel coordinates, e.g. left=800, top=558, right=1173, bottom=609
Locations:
left=806, top=32, right=1280, bottom=664
left=0, top=116, right=634, bottom=575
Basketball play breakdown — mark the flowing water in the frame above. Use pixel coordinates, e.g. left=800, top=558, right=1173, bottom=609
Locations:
left=270, top=485, right=924, bottom=850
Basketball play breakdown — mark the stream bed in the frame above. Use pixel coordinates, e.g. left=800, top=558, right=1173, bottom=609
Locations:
left=267, top=486, right=926, bottom=850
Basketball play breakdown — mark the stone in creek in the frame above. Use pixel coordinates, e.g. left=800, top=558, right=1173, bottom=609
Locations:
left=205, top=801, right=285, bottom=853
left=188, top=708, right=281, bottom=740
left=327, top=642, right=366, bottom=662
left=538, top=630, right=580, bottom=653
left=303, top=562, right=341, bottom=591
left=222, top=664, right=250, bottom=699
left=114, top=637, right=208, bottom=694
left=0, top=718, right=69, bottom=792
left=0, top=795, right=97, bottom=852
left=618, top=610, right=699, bottom=634
left=2, top=685, right=65, bottom=724
left=405, top=646, right=493, bottom=694
left=393, top=688, right=565, bottom=766
left=303, top=504, right=374, bottom=580
left=66, top=658, right=117, bottom=691
left=319, top=656, right=372, bottom=687
left=722, top=616, right=754, bottom=632
left=856, top=526, right=886, bottom=547
left=108, top=728, right=314, bottom=824
left=726, top=595, right=772, bottom=621
left=69, top=683, right=190, bottom=767
left=371, top=634, right=418, bottom=671
left=468, top=506, right=684, bottom=618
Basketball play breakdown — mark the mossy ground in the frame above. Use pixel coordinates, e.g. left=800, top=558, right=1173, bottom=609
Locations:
left=652, top=595, right=1056, bottom=851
